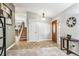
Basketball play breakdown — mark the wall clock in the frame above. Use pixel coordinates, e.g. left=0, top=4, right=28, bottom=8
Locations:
left=66, top=17, right=76, bottom=27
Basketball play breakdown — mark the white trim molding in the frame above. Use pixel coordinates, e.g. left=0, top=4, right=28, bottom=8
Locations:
left=27, top=39, right=52, bottom=42
left=6, top=42, right=16, bottom=51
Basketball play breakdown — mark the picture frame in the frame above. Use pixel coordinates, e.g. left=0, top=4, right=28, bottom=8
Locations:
left=0, top=3, right=12, bottom=25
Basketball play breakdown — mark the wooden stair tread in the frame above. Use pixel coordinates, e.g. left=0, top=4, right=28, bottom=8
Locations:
left=20, top=27, right=27, bottom=41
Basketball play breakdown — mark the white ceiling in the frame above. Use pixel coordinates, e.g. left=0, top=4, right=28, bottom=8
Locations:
left=14, top=3, right=74, bottom=18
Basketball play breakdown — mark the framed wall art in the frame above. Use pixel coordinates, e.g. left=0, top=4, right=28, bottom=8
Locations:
left=0, top=3, right=12, bottom=25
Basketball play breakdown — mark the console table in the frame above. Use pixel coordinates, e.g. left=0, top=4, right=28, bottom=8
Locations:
left=61, top=37, right=79, bottom=56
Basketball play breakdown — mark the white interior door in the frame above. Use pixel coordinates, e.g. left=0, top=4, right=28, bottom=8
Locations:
left=29, top=22, right=39, bottom=41
left=29, top=21, right=51, bottom=41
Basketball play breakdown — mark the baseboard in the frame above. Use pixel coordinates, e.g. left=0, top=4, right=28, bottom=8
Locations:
left=27, top=39, right=52, bottom=42
left=6, top=42, right=16, bottom=51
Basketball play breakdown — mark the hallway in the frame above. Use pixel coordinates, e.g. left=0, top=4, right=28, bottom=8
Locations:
left=0, top=3, right=79, bottom=56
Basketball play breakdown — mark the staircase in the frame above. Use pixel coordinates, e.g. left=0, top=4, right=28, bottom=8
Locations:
left=20, top=27, right=27, bottom=41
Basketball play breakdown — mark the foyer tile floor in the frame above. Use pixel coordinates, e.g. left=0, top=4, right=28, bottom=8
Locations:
left=6, top=40, right=76, bottom=56
left=9, top=40, right=57, bottom=50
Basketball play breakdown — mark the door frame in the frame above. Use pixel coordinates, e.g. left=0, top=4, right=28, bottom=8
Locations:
left=51, top=19, right=60, bottom=47
left=52, top=20, right=57, bottom=43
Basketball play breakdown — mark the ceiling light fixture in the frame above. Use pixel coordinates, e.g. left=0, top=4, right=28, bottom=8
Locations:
left=42, top=13, right=46, bottom=20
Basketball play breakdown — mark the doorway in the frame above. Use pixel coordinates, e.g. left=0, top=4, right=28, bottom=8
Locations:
left=52, top=20, right=57, bottom=43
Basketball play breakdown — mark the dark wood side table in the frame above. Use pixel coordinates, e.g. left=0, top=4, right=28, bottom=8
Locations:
left=61, top=37, right=70, bottom=54
left=60, top=37, right=79, bottom=56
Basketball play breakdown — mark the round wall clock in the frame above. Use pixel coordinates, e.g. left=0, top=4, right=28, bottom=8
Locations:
left=66, top=17, right=76, bottom=27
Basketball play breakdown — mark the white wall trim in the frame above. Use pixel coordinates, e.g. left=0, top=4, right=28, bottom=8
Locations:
left=27, top=39, right=52, bottom=42
left=6, top=42, right=16, bottom=51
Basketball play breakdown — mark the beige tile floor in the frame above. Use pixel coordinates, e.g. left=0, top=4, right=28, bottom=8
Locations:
left=9, top=40, right=57, bottom=50
left=6, top=40, right=76, bottom=56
